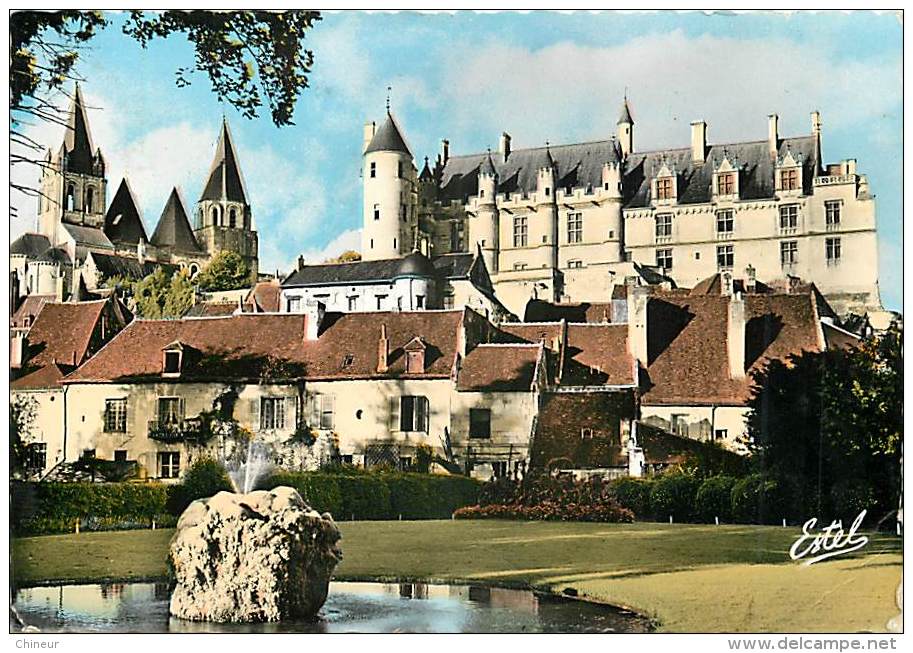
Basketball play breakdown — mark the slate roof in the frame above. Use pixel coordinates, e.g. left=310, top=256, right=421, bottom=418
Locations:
left=456, top=343, right=542, bottom=392
left=61, top=84, right=97, bottom=175
left=62, top=223, right=114, bottom=250
left=64, top=309, right=467, bottom=383
left=431, top=252, right=474, bottom=279
left=151, top=188, right=201, bottom=253
left=200, top=119, right=248, bottom=204
left=364, top=112, right=412, bottom=156
left=104, top=178, right=148, bottom=246
left=283, top=255, right=436, bottom=287
left=34, top=247, right=71, bottom=265
left=10, top=233, right=52, bottom=257
left=617, top=99, right=634, bottom=125
left=642, top=292, right=823, bottom=405
left=437, top=134, right=818, bottom=207
left=89, top=252, right=178, bottom=281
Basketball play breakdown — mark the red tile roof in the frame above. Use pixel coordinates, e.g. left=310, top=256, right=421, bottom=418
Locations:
left=25, top=300, right=109, bottom=369
left=456, top=344, right=542, bottom=391
left=245, top=280, right=281, bottom=312
left=562, top=324, right=636, bottom=387
left=642, top=293, right=823, bottom=405
left=11, top=362, right=71, bottom=390
left=11, top=294, right=54, bottom=329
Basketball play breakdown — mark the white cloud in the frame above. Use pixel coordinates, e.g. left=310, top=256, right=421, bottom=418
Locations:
left=259, top=228, right=362, bottom=276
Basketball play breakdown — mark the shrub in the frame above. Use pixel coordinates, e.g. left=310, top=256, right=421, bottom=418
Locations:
left=650, top=471, right=700, bottom=522
left=730, top=473, right=803, bottom=524
left=607, top=477, right=654, bottom=517
left=478, top=475, right=519, bottom=506
left=166, top=457, right=233, bottom=515
left=262, top=471, right=344, bottom=516
left=334, top=473, right=392, bottom=520
left=695, top=475, right=737, bottom=522
left=454, top=501, right=633, bottom=523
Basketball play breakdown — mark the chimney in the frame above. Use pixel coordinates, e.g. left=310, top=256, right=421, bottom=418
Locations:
left=499, top=132, right=511, bottom=162
left=304, top=300, right=325, bottom=341
left=363, top=121, right=376, bottom=152
left=626, top=284, right=649, bottom=365
left=297, top=255, right=305, bottom=271
left=441, top=139, right=450, bottom=164
left=137, top=238, right=146, bottom=264
left=691, top=121, right=707, bottom=164
left=811, top=110, right=822, bottom=137
left=377, top=324, right=389, bottom=373
left=768, top=114, right=779, bottom=158
left=727, top=291, right=746, bottom=379
left=745, top=264, right=757, bottom=293
left=54, top=270, right=65, bottom=302
left=10, top=331, right=26, bottom=369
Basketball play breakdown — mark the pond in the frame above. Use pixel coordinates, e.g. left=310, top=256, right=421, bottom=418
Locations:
left=12, top=580, right=652, bottom=634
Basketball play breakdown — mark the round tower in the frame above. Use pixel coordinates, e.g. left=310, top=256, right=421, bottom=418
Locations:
left=471, top=150, right=500, bottom=273
left=601, top=159, right=624, bottom=262
left=536, top=145, right=559, bottom=270
left=362, top=109, right=414, bottom=261
left=617, top=97, right=634, bottom=159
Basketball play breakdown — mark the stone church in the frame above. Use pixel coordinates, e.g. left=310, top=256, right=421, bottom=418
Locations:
left=11, top=84, right=258, bottom=305
left=360, top=97, right=881, bottom=318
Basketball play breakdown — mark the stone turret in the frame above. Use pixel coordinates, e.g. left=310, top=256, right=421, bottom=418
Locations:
left=472, top=150, right=500, bottom=273
left=617, top=97, right=634, bottom=159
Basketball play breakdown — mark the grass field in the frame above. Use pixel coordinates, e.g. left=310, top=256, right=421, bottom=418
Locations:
left=12, top=520, right=902, bottom=633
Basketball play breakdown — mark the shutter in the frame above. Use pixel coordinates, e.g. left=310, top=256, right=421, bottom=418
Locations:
left=389, top=396, right=400, bottom=433
left=249, top=397, right=260, bottom=432
left=286, top=396, right=297, bottom=430
left=178, top=397, right=186, bottom=422
left=325, top=395, right=335, bottom=430
left=310, top=394, right=320, bottom=427
left=421, top=397, right=430, bottom=433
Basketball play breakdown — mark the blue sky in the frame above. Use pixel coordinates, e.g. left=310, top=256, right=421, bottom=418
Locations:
left=11, top=10, right=902, bottom=309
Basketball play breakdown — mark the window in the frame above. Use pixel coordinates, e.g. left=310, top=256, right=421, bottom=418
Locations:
left=342, top=354, right=354, bottom=368
left=780, top=168, right=799, bottom=191
left=229, top=208, right=237, bottom=228
left=287, top=296, right=301, bottom=312
left=211, top=206, right=220, bottom=225
left=318, top=395, right=335, bottom=430
left=26, top=443, right=46, bottom=473
left=513, top=216, right=528, bottom=247
left=716, top=209, right=734, bottom=235
left=718, top=172, right=735, bottom=196
left=655, top=213, right=673, bottom=241
left=157, top=452, right=180, bottom=479
left=671, top=414, right=687, bottom=436
left=415, top=295, right=425, bottom=309
left=400, top=396, right=429, bottom=432
left=373, top=204, right=380, bottom=220
left=66, top=185, right=75, bottom=211
left=492, top=461, right=508, bottom=478
left=85, top=186, right=94, bottom=213
left=375, top=295, right=387, bottom=310
left=370, top=162, right=376, bottom=178
left=348, top=296, right=358, bottom=311
left=443, top=294, right=455, bottom=309
left=338, top=454, right=354, bottom=465
left=717, top=244, right=734, bottom=270
left=260, top=397, right=287, bottom=431
left=825, top=200, right=841, bottom=230
left=713, top=429, right=728, bottom=442
left=780, top=240, right=798, bottom=267
left=544, top=187, right=550, bottom=197
left=567, top=212, right=583, bottom=243
left=163, top=350, right=181, bottom=374
left=114, top=450, right=128, bottom=463
left=656, top=177, right=674, bottom=200
left=513, top=262, right=528, bottom=271
left=469, top=408, right=491, bottom=439
left=581, top=428, right=594, bottom=440
left=568, top=260, right=583, bottom=269
left=104, top=398, right=127, bottom=433
left=401, top=204, right=407, bottom=221
left=157, top=397, right=183, bottom=425
left=397, top=161, right=403, bottom=178
left=656, top=248, right=673, bottom=270
left=779, top=205, right=799, bottom=234
left=826, top=237, right=841, bottom=265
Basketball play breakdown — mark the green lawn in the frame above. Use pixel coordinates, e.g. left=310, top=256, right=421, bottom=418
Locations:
left=12, top=520, right=901, bottom=633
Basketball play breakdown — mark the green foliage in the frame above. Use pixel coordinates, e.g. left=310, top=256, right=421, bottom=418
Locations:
left=730, top=473, right=803, bottom=525
left=746, top=325, right=903, bottom=521
left=323, top=250, right=361, bottom=263
left=695, top=475, right=737, bottom=522
left=607, top=477, right=654, bottom=518
left=414, top=444, right=433, bottom=474
left=195, top=251, right=251, bottom=291
left=649, top=471, right=700, bottom=522
left=165, top=457, right=234, bottom=515
left=132, top=267, right=194, bottom=319
left=9, top=396, right=37, bottom=478
left=11, top=481, right=170, bottom=535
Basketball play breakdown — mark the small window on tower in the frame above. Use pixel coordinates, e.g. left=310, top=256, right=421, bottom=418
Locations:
left=374, top=204, right=380, bottom=221
left=229, top=208, right=237, bottom=228
left=397, top=162, right=403, bottom=178
left=370, top=162, right=376, bottom=178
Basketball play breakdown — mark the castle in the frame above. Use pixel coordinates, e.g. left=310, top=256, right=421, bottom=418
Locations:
left=11, top=84, right=258, bottom=303
left=360, top=98, right=881, bottom=317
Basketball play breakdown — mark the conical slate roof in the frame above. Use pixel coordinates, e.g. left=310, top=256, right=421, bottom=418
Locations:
left=152, top=188, right=200, bottom=253
left=396, top=250, right=436, bottom=278
left=365, top=112, right=412, bottom=156
left=479, top=151, right=497, bottom=177
left=617, top=98, right=634, bottom=125
left=200, top=119, right=248, bottom=204
left=104, top=178, right=148, bottom=246
left=419, top=157, right=434, bottom=181
left=62, top=84, right=97, bottom=175
left=533, top=146, right=555, bottom=171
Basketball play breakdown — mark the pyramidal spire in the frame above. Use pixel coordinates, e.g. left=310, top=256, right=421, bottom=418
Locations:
left=104, top=178, right=148, bottom=246
left=153, top=188, right=201, bottom=253
left=200, top=119, right=248, bottom=204
left=364, top=109, right=412, bottom=157
left=63, top=83, right=98, bottom=174
left=617, top=96, right=634, bottom=125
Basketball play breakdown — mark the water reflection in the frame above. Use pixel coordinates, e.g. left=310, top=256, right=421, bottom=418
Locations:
left=13, top=581, right=651, bottom=634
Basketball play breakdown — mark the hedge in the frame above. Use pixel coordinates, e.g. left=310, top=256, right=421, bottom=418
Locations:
left=695, top=475, right=737, bottom=523
left=731, top=473, right=805, bottom=525
left=650, top=472, right=700, bottom=522
left=607, top=477, right=654, bottom=518
left=11, top=481, right=170, bottom=535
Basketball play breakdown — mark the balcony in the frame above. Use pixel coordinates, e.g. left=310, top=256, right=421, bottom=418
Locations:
left=716, top=230, right=733, bottom=241
left=148, top=418, right=207, bottom=444
left=814, top=174, right=856, bottom=187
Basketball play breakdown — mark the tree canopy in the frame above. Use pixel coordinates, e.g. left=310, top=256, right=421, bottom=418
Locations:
left=196, top=251, right=251, bottom=292
left=129, top=267, right=195, bottom=319
left=324, top=250, right=361, bottom=264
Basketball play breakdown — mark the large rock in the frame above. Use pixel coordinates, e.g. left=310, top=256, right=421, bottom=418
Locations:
left=169, top=486, right=342, bottom=623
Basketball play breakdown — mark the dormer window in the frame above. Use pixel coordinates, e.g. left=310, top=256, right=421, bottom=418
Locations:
left=656, top=177, right=674, bottom=200
left=162, top=342, right=186, bottom=377
left=718, top=173, right=735, bottom=195
left=775, top=149, right=803, bottom=194
left=404, top=337, right=426, bottom=374
left=780, top=169, right=798, bottom=191
left=652, top=159, right=678, bottom=204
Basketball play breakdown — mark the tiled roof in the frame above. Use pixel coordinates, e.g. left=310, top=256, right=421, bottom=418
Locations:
left=104, top=178, right=148, bottom=246
left=642, top=292, right=823, bottom=405
left=11, top=362, right=71, bottom=391
left=11, top=294, right=54, bottom=329
left=523, top=299, right=615, bottom=323
left=530, top=393, right=635, bottom=470
left=10, top=233, right=52, bottom=257
left=184, top=302, right=238, bottom=318
left=23, top=300, right=109, bottom=370
left=562, top=324, right=635, bottom=387
left=456, top=343, right=541, bottom=392
left=245, top=281, right=282, bottom=312
left=64, top=310, right=467, bottom=383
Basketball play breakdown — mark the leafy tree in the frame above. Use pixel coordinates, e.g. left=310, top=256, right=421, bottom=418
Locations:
left=10, top=397, right=38, bottom=478
left=10, top=10, right=321, bottom=215
left=324, top=250, right=361, bottom=264
left=745, top=325, right=902, bottom=523
left=132, top=267, right=195, bottom=319
left=196, top=250, right=251, bottom=291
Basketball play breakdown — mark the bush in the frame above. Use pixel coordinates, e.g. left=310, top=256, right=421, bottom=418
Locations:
left=264, top=471, right=344, bottom=516
left=334, top=473, right=392, bottom=520
left=607, top=477, right=654, bottom=517
left=454, top=501, right=634, bottom=523
left=731, top=473, right=803, bottom=525
left=650, top=471, right=700, bottom=522
left=166, top=457, right=233, bottom=515
left=11, top=481, right=170, bottom=535
left=695, top=475, right=737, bottom=522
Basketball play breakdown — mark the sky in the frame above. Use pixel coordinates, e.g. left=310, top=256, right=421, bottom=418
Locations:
left=10, top=10, right=903, bottom=310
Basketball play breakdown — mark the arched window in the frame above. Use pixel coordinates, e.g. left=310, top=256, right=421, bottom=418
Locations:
left=229, top=208, right=237, bottom=228
left=189, top=264, right=200, bottom=278
left=211, top=206, right=219, bottom=226
left=85, top=186, right=94, bottom=213
left=66, top=185, right=75, bottom=211
left=198, top=208, right=204, bottom=227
